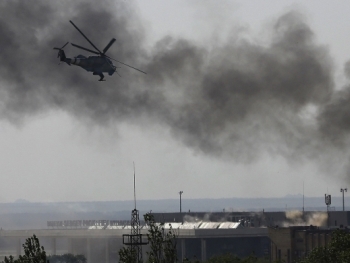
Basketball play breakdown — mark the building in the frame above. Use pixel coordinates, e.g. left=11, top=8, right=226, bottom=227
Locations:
left=268, top=225, right=350, bottom=263
left=0, top=211, right=349, bottom=262
left=0, top=222, right=269, bottom=263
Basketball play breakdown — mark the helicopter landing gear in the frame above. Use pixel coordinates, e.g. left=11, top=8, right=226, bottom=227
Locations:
left=93, top=72, right=105, bottom=81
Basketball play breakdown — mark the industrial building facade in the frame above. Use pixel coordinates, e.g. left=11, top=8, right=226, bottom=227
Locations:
left=0, top=211, right=349, bottom=262
left=268, top=226, right=350, bottom=263
left=0, top=227, right=269, bottom=262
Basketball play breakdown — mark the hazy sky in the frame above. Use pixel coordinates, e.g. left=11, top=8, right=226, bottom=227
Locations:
left=1, top=0, right=350, bottom=202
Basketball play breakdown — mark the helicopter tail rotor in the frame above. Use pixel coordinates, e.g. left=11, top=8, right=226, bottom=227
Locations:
left=57, top=50, right=66, bottom=61
left=53, top=42, right=71, bottom=65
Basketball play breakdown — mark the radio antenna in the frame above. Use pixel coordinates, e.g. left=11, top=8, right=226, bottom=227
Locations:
left=303, top=181, right=304, bottom=213
left=122, top=161, right=147, bottom=262
left=133, top=162, right=136, bottom=210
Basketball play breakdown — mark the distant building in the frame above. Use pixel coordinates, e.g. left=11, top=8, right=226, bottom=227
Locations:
left=0, top=211, right=349, bottom=262
left=152, top=210, right=350, bottom=228
left=268, top=226, right=350, bottom=263
left=0, top=221, right=269, bottom=262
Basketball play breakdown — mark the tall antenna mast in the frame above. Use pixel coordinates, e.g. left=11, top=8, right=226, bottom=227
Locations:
left=303, top=181, right=304, bottom=213
left=122, top=162, right=147, bottom=263
left=134, top=162, right=136, bottom=210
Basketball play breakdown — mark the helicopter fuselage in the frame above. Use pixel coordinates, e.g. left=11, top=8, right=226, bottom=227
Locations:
left=70, top=55, right=116, bottom=75
left=54, top=20, right=146, bottom=81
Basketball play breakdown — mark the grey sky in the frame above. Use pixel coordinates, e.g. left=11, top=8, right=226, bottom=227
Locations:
left=0, top=0, right=350, bottom=202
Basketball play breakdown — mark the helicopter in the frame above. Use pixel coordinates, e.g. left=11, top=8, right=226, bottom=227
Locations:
left=53, top=20, right=146, bottom=81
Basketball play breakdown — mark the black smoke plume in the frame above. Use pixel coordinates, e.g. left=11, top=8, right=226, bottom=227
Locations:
left=1, top=0, right=350, bottom=165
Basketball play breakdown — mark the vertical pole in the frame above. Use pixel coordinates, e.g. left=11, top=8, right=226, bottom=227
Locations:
left=133, top=162, right=136, bottom=210
left=180, top=193, right=182, bottom=213
left=179, top=191, right=183, bottom=223
left=341, top=188, right=347, bottom=211
left=327, top=204, right=329, bottom=228
left=179, top=191, right=183, bottom=214
left=303, top=181, right=304, bottom=213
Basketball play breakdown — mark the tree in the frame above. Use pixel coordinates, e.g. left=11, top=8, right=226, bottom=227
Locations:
left=298, top=229, right=350, bottom=263
left=118, top=246, right=137, bottom=263
left=48, top=254, right=86, bottom=263
left=3, top=235, right=48, bottom=263
left=118, top=213, right=178, bottom=263
left=144, top=213, right=177, bottom=263
left=2, top=236, right=86, bottom=263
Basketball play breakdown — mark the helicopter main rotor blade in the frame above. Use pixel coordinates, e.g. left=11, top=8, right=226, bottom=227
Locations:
left=102, top=38, right=116, bottom=54
left=69, top=20, right=102, bottom=54
left=71, top=43, right=100, bottom=55
left=61, top=42, right=69, bottom=49
left=53, top=42, right=69, bottom=50
left=106, top=55, right=147, bottom=74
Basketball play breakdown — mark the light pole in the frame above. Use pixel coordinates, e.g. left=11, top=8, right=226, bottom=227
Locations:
left=179, top=191, right=183, bottom=213
left=340, top=188, right=347, bottom=211
left=325, top=194, right=331, bottom=227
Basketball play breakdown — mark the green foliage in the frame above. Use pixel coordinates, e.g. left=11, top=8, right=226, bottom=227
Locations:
left=3, top=256, right=16, bottom=263
left=118, top=247, right=137, bottom=263
left=144, top=213, right=177, bottom=263
left=3, top=235, right=48, bottom=263
left=162, top=223, right=177, bottom=263
left=144, top=213, right=164, bottom=263
left=2, top=236, right=85, bottom=263
left=47, top=254, right=86, bottom=263
left=118, top=213, right=178, bottom=263
left=298, top=229, right=350, bottom=263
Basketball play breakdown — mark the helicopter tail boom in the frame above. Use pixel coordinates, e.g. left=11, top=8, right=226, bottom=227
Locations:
left=53, top=42, right=72, bottom=65
left=58, top=50, right=66, bottom=61
left=56, top=50, right=72, bottom=65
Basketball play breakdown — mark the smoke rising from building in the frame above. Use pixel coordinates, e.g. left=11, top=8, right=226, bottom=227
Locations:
left=284, top=210, right=328, bottom=227
left=1, top=1, right=350, bottom=173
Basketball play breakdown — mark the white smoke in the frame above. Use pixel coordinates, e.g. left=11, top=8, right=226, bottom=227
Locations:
left=283, top=210, right=327, bottom=227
